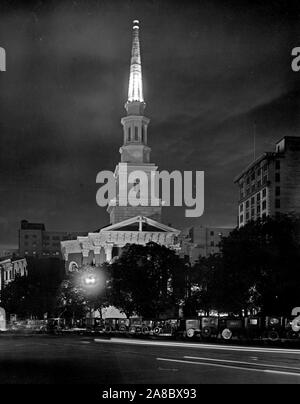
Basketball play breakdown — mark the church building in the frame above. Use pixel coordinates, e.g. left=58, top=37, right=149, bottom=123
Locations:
left=61, top=20, right=180, bottom=272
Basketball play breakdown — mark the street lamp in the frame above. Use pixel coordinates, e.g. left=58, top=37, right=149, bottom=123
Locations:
left=83, top=274, right=97, bottom=286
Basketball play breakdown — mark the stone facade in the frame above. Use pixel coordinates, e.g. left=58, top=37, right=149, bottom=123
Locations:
left=0, top=256, right=27, bottom=291
left=61, top=216, right=180, bottom=273
left=19, top=220, right=87, bottom=259
left=180, top=225, right=234, bottom=264
left=235, top=136, right=300, bottom=227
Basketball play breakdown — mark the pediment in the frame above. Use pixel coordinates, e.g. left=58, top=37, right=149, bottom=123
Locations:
left=99, top=216, right=180, bottom=234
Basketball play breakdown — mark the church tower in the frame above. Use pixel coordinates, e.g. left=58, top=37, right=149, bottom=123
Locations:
left=108, top=20, right=162, bottom=224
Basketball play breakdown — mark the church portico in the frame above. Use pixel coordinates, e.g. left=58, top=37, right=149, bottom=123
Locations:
left=61, top=216, right=180, bottom=272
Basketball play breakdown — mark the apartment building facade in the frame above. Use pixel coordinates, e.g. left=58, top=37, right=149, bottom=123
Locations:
left=235, top=136, right=300, bottom=227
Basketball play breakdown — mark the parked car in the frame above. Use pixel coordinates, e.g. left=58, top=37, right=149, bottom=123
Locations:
left=200, top=316, right=219, bottom=339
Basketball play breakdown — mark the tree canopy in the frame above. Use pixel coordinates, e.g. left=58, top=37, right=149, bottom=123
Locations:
left=108, top=242, right=186, bottom=318
left=184, top=214, right=300, bottom=316
left=0, top=257, right=65, bottom=318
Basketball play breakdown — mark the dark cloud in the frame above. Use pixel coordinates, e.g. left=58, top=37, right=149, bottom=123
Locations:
left=0, top=0, right=299, bottom=247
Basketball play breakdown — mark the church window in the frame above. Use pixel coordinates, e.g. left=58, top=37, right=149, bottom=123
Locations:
left=128, top=127, right=131, bottom=141
left=141, top=126, right=145, bottom=142
left=134, top=126, right=138, bottom=141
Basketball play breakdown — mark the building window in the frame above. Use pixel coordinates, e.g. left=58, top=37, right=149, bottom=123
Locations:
left=262, top=188, right=267, bottom=198
left=246, top=212, right=249, bottom=220
left=141, top=126, right=145, bottom=143
left=275, top=186, right=280, bottom=196
left=275, top=199, right=280, bottom=209
left=251, top=197, right=255, bottom=205
left=257, top=168, right=261, bottom=177
left=275, top=160, right=280, bottom=170
left=239, top=204, right=243, bottom=213
left=257, top=193, right=261, bottom=202
left=240, top=215, right=244, bottom=224
left=134, top=126, right=138, bottom=141
left=251, top=172, right=255, bottom=181
left=211, top=241, right=214, bottom=247
left=262, top=176, right=267, bottom=185
left=246, top=200, right=250, bottom=209
left=262, top=200, right=267, bottom=211
left=128, top=127, right=131, bottom=141
left=275, top=173, right=280, bottom=182
left=257, top=205, right=261, bottom=214
left=251, top=209, right=255, bottom=218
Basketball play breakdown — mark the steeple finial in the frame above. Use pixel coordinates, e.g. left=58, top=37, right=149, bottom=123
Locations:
left=127, top=19, right=144, bottom=103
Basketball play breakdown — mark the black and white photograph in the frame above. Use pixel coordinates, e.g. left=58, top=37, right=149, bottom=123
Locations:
left=0, top=0, right=300, bottom=391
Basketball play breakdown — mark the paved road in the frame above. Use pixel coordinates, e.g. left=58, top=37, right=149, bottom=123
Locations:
left=0, top=335, right=300, bottom=384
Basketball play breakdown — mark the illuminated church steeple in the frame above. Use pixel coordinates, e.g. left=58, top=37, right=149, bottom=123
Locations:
left=120, top=20, right=151, bottom=164
left=108, top=20, right=162, bottom=224
left=127, top=20, right=144, bottom=104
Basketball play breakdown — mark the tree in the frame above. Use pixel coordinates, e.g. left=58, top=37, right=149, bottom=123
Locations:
left=0, top=257, right=65, bottom=318
left=187, top=214, right=300, bottom=316
left=183, top=254, right=223, bottom=317
left=108, top=242, right=186, bottom=318
left=183, top=214, right=300, bottom=316
left=56, top=264, right=110, bottom=321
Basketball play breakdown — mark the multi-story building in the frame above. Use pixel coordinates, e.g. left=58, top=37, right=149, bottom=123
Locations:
left=19, top=220, right=87, bottom=258
left=0, top=256, right=27, bottom=291
left=235, top=136, right=300, bottom=228
left=180, top=225, right=234, bottom=264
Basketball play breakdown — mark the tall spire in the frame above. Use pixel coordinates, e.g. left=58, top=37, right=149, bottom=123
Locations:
left=127, top=20, right=144, bottom=103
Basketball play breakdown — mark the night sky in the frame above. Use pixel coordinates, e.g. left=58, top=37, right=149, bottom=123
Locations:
left=0, top=0, right=299, bottom=250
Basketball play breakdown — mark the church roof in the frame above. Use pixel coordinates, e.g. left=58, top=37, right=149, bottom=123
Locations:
left=99, top=215, right=180, bottom=234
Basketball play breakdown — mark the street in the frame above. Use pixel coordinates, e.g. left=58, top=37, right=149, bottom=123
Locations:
left=0, top=335, right=300, bottom=384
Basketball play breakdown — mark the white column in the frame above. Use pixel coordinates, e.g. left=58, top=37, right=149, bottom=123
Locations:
left=105, top=245, right=113, bottom=263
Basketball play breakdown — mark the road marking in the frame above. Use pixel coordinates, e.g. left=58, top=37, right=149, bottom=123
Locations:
left=157, top=358, right=300, bottom=378
left=94, top=338, right=300, bottom=355
left=184, top=356, right=300, bottom=372
left=158, top=367, right=178, bottom=372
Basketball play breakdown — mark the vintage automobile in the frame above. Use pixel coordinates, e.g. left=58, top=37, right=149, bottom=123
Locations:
left=244, top=316, right=264, bottom=340
left=264, top=316, right=285, bottom=342
left=200, top=316, right=219, bottom=339
left=176, top=318, right=201, bottom=339
left=116, top=318, right=130, bottom=333
left=129, top=318, right=154, bottom=335
left=85, top=317, right=104, bottom=333
left=219, top=317, right=244, bottom=340
left=152, top=319, right=180, bottom=337
left=102, top=318, right=130, bottom=334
